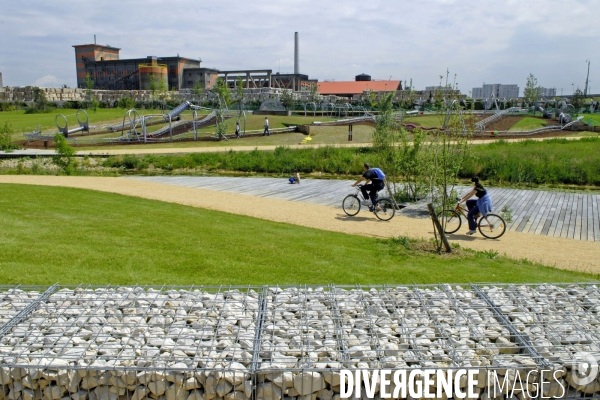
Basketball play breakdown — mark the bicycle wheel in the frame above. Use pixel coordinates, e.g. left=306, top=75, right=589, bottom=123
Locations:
left=374, top=198, right=395, bottom=221
left=437, top=209, right=462, bottom=234
left=342, top=195, right=361, bottom=216
left=478, top=213, right=506, bottom=239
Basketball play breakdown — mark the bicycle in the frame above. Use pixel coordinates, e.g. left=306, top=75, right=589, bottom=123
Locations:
left=437, top=198, right=506, bottom=239
left=342, top=184, right=396, bottom=221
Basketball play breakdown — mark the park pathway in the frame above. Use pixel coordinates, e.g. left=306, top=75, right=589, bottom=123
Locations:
left=131, top=176, right=600, bottom=242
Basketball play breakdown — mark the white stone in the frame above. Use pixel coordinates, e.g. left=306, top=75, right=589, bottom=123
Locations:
left=293, top=372, right=326, bottom=396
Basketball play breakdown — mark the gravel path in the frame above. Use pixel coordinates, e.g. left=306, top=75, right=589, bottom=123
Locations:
left=1, top=175, right=599, bottom=273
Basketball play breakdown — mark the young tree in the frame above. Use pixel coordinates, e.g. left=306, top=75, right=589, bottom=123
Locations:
left=308, top=82, right=319, bottom=103
left=280, top=89, right=295, bottom=111
left=53, top=133, right=76, bottom=174
left=192, top=79, right=204, bottom=104
left=148, top=74, right=158, bottom=108
left=523, top=73, right=542, bottom=107
left=210, top=78, right=232, bottom=107
left=0, top=122, right=18, bottom=151
left=83, top=73, right=98, bottom=112
left=234, top=76, right=245, bottom=110
left=572, top=88, right=584, bottom=109
left=32, top=88, right=49, bottom=112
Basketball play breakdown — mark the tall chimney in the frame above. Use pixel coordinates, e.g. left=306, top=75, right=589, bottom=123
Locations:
left=294, top=32, right=299, bottom=75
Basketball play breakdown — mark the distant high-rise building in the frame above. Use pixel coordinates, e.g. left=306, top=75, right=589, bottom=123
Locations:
left=540, top=87, right=557, bottom=97
left=471, top=83, right=519, bottom=98
left=0, top=72, right=3, bottom=91
left=498, top=84, right=519, bottom=98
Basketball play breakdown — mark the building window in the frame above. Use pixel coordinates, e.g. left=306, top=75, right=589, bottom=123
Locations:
left=187, top=81, right=192, bottom=85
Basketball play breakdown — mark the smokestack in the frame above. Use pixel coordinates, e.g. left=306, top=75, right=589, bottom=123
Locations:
left=94, top=35, right=96, bottom=45
left=294, top=32, right=299, bottom=75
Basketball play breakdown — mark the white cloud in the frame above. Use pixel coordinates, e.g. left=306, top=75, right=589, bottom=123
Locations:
left=33, top=75, right=63, bottom=88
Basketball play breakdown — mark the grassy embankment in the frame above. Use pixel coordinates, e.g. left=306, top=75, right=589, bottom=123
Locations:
left=85, top=137, right=600, bottom=187
left=0, top=184, right=596, bottom=285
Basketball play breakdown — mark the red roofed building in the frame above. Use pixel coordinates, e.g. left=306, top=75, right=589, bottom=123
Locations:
left=318, top=74, right=402, bottom=98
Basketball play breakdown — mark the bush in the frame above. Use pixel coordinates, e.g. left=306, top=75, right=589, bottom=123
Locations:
left=0, top=122, right=18, bottom=151
left=0, top=102, right=17, bottom=112
left=52, top=134, right=76, bottom=174
left=117, top=97, right=135, bottom=109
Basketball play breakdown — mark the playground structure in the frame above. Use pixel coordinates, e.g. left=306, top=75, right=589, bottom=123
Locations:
left=20, top=93, right=598, bottom=147
left=23, top=99, right=267, bottom=145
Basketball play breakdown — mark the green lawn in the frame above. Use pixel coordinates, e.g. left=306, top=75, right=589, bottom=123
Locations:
left=74, top=125, right=375, bottom=150
left=508, top=117, right=548, bottom=131
left=403, top=115, right=444, bottom=127
left=0, top=184, right=596, bottom=285
left=0, top=108, right=167, bottom=140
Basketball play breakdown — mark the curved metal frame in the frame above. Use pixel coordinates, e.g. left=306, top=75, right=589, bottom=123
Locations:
left=55, top=109, right=90, bottom=137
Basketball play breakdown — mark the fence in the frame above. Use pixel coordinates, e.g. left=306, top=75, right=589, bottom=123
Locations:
left=0, top=284, right=599, bottom=399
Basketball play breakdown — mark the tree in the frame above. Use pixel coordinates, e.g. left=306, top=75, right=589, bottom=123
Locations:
left=192, top=79, right=204, bottom=104
left=308, top=83, right=319, bottom=103
left=523, top=73, right=542, bottom=107
left=83, top=73, right=98, bottom=112
left=280, top=89, right=295, bottom=111
left=572, top=88, right=584, bottom=109
left=53, top=133, right=76, bottom=174
left=32, top=88, right=49, bottom=112
left=234, top=76, right=245, bottom=110
left=210, top=78, right=232, bottom=107
left=0, top=122, right=18, bottom=152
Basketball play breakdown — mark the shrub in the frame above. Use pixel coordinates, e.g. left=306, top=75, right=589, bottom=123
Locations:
left=0, top=122, right=18, bottom=151
left=52, top=134, right=76, bottom=174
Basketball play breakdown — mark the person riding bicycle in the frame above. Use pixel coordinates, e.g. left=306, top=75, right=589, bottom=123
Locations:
left=351, top=163, right=386, bottom=206
left=458, top=176, right=493, bottom=235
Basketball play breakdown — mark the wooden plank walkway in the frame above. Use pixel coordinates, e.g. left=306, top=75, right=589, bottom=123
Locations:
left=130, top=176, right=600, bottom=242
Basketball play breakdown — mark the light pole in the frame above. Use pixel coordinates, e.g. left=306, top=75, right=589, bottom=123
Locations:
left=584, top=59, right=590, bottom=97
left=572, top=83, right=574, bottom=95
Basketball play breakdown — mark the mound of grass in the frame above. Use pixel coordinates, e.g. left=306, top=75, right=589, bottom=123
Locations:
left=508, top=117, right=548, bottom=131
left=0, top=184, right=596, bottom=285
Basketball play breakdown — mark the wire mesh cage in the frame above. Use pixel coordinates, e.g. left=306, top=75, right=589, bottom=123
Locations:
left=0, top=284, right=598, bottom=399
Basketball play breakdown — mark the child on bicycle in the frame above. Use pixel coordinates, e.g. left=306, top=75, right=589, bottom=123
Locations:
left=458, top=176, right=493, bottom=235
left=351, top=163, right=386, bottom=207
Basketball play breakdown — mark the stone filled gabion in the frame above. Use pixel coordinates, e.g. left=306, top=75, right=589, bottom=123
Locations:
left=0, top=285, right=599, bottom=399
left=0, top=289, right=43, bottom=326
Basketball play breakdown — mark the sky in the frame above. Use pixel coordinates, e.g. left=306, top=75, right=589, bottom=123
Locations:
left=0, top=0, right=598, bottom=95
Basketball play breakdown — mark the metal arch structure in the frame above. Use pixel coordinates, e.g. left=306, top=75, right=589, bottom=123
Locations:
left=55, top=109, right=91, bottom=138
left=442, top=99, right=467, bottom=135
left=120, top=109, right=144, bottom=142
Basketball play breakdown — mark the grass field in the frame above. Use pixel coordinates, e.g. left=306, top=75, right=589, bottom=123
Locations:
left=508, top=117, right=548, bottom=131
left=0, top=184, right=596, bottom=285
left=0, top=108, right=168, bottom=140
left=403, top=115, right=445, bottom=127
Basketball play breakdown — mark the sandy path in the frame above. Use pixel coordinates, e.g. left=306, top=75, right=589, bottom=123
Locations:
left=1, top=175, right=599, bottom=274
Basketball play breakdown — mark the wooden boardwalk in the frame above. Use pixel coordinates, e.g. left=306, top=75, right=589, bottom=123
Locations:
left=131, top=176, right=600, bottom=242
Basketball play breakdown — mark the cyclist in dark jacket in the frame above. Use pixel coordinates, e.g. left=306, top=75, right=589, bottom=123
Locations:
left=458, top=176, right=493, bottom=235
left=352, top=163, right=386, bottom=206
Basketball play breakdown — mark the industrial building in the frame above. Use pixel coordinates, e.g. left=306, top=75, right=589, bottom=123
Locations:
left=73, top=43, right=209, bottom=90
left=73, top=32, right=316, bottom=92
left=472, top=83, right=519, bottom=99
left=318, top=73, right=402, bottom=98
